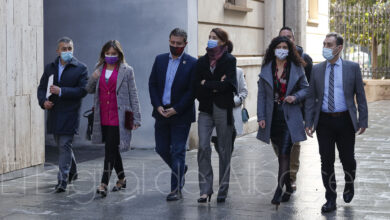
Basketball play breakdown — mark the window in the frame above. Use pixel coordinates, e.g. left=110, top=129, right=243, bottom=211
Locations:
left=308, top=0, right=319, bottom=26
left=224, top=0, right=253, bottom=13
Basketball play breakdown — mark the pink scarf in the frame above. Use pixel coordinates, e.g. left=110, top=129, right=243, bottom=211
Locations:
left=206, top=45, right=227, bottom=68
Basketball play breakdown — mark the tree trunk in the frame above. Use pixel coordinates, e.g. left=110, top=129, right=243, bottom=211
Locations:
left=371, top=35, right=378, bottom=79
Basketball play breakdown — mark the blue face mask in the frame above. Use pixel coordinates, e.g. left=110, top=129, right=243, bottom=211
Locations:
left=322, top=47, right=335, bottom=61
left=61, top=51, right=73, bottom=62
left=207, top=39, right=218, bottom=49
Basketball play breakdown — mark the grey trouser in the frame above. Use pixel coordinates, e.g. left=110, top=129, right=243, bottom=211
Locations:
left=197, top=104, right=234, bottom=198
left=54, top=135, right=76, bottom=184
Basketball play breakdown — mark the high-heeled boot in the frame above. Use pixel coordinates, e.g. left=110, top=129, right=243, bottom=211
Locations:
left=271, top=186, right=283, bottom=209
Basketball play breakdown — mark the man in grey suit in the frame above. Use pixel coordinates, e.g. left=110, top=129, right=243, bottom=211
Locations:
left=305, top=32, right=368, bottom=213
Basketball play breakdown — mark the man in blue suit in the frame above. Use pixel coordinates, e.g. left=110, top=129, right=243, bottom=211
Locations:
left=149, top=28, right=197, bottom=201
left=37, top=37, right=88, bottom=193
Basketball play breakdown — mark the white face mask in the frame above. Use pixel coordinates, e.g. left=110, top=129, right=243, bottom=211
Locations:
left=275, top=49, right=289, bottom=60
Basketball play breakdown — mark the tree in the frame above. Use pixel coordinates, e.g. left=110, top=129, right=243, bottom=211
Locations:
left=330, top=0, right=390, bottom=78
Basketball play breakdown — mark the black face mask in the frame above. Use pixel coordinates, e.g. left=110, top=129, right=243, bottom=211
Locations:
left=170, top=45, right=185, bottom=57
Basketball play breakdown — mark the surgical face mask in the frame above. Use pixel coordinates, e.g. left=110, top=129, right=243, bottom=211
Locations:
left=207, top=39, right=218, bottom=49
left=275, top=49, right=289, bottom=60
left=105, top=55, right=119, bottom=65
left=60, top=51, right=73, bottom=62
left=322, top=47, right=336, bottom=61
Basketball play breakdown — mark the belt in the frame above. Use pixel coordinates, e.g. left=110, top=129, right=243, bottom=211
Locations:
left=320, top=111, right=348, bottom=117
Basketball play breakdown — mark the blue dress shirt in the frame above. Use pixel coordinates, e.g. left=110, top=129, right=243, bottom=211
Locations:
left=162, top=53, right=183, bottom=105
left=321, top=57, right=348, bottom=112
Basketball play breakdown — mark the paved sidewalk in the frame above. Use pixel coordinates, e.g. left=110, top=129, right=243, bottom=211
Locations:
left=0, top=101, right=389, bottom=220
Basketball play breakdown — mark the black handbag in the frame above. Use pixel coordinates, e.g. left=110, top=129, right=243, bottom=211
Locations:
left=83, top=108, right=94, bottom=140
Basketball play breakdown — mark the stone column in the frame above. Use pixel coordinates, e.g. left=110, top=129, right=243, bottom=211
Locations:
left=284, top=0, right=307, bottom=49
left=264, top=0, right=284, bottom=49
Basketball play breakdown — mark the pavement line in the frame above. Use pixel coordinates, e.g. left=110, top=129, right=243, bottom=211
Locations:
left=122, top=195, right=136, bottom=202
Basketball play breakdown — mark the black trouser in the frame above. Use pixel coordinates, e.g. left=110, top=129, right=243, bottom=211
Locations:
left=316, top=112, right=356, bottom=202
left=101, top=126, right=125, bottom=185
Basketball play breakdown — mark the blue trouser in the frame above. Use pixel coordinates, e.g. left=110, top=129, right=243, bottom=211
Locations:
left=54, top=134, right=77, bottom=187
left=154, top=121, right=191, bottom=192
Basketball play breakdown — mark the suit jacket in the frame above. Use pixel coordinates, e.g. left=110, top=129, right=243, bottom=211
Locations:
left=148, top=52, right=197, bottom=124
left=304, top=59, right=368, bottom=132
left=37, top=57, right=88, bottom=135
left=86, top=63, right=141, bottom=151
left=256, top=61, right=309, bottom=144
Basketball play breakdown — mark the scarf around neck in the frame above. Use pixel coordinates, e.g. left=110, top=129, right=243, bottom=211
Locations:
left=206, top=45, right=227, bottom=68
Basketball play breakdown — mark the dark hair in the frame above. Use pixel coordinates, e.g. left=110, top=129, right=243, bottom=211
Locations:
left=262, top=36, right=306, bottom=67
left=96, top=40, right=126, bottom=68
left=169, top=28, right=187, bottom=43
left=279, top=26, right=295, bottom=39
left=326, top=32, right=344, bottom=45
left=57, top=36, right=73, bottom=48
left=211, top=28, right=233, bottom=53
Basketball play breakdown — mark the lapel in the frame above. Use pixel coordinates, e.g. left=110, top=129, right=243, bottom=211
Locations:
left=341, top=58, right=348, bottom=95
left=171, top=53, right=187, bottom=89
left=160, top=53, right=170, bottom=89
left=286, top=63, right=299, bottom=95
left=116, top=63, right=126, bottom=93
left=318, top=61, right=327, bottom=98
left=260, top=62, right=273, bottom=89
left=95, top=66, right=103, bottom=94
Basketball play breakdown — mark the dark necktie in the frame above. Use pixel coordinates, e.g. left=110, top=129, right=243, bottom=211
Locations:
left=328, top=64, right=335, bottom=112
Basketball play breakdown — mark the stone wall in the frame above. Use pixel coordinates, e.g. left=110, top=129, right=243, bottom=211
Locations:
left=0, top=0, right=44, bottom=175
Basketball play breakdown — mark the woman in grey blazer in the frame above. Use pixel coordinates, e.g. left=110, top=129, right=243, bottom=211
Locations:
left=257, top=36, right=308, bottom=208
left=86, top=40, right=141, bottom=197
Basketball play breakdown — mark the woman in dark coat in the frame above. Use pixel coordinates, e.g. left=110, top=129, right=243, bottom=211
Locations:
left=195, top=28, right=237, bottom=203
left=257, top=36, right=308, bottom=208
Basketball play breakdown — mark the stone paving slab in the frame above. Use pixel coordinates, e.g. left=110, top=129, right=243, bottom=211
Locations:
left=0, top=101, right=390, bottom=220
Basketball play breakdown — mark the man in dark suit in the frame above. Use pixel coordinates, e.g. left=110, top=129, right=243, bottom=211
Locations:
left=305, top=32, right=368, bottom=212
left=148, top=28, right=197, bottom=201
left=37, top=37, right=88, bottom=192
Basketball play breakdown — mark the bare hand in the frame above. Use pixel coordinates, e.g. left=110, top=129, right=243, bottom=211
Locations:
left=50, top=85, right=60, bottom=95
left=305, top=127, right=313, bottom=138
left=258, top=120, right=265, bottom=129
left=221, top=75, right=226, bottom=81
left=132, top=124, right=140, bottom=130
left=44, top=101, right=54, bottom=110
left=157, top=106, right=167, bottom=117
left=358, top=127, right=366, bottom=135
left=164, top=108, right=177, bottom=118
left=201, top=80, right=206, bottom=85
left=284, top=96, right=296, bottom=104
left=92, top=71, right=100, bottom=79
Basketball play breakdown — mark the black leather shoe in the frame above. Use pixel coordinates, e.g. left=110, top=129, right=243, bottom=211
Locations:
left=166, top=190, right=182, bottom=201
left=343, top=183, right=354, bottom=203
left=197, top=194, right=212, bottom=203
left=96, top=184, right=108, bottom=197
left=68, top=173, right=78, bottom=184
left=216, top=197, right=226, bottom=203
left=112, top=179, right=127, bottom=192
left=55, top=181, right=67, bottom=193
left=321, top=200, right=337, bottom=213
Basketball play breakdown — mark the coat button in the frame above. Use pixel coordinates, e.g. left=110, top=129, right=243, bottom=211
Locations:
left=108, top=92, right=110, bottom=94
left=107, top=101, right=109, bottom=104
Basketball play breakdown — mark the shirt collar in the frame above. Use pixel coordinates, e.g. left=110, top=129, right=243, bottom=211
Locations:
left=169, top=52, right=184, bottom=61
left=326, top=57, right=342, bottom=68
